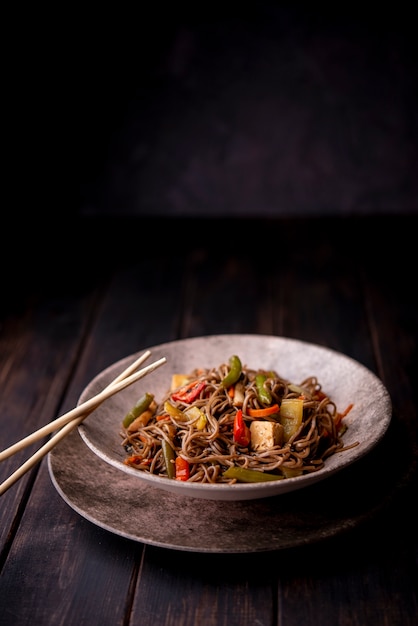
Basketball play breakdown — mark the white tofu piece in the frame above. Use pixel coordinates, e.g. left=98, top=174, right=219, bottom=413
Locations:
left=250, top=421, right=284, bottom=451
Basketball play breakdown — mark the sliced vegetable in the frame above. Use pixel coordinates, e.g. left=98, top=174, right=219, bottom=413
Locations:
left=288, top=383, right=306, bottom=395
left=123, top=393, right=154, bottom=428
left=124, top=455, right=151, bottom=467
left=280, top=398, right=304, bottom=441
left=233, top=409, right=251, bottom=447
left=222, top=466, right=283, bottom=482
left=184, top=405, right=207, bottom=430
left=334, top=403, right=354, bottom=432
left=127, top=401, right=157, bottom=432
left=175, top=456, right=190, bottom=481
left=255, top=374, right=272, bottom=405
left=280, top=466, right=303, bottom=478
left=170, top=374, right=191, bottom=391
left=221, top=355, right=242, bottom=388
left=171, top=380, right=206, bottom=404
left=164, top=400, right=187, bottom=420
left=247, top=403, right=280, bottom=418
left=161, top=440, right=176, bottom=478
left=232, top=381, right=245, bottom=406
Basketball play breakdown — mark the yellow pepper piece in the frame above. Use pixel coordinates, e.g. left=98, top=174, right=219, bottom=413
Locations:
left=185, top=406, right=207, bottom=430
left=164, top=400, right=187, bottom=421
left=170, top=374, right=191, bottom=391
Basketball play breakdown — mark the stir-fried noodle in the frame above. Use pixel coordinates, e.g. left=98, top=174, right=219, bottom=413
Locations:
left=120, top=357, right=357, bottom=484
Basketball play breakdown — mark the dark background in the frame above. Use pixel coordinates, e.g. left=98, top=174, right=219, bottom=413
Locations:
left=7, top=3, right=418, bottom=224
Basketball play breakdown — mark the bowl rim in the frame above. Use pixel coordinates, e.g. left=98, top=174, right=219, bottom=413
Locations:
left=78, top=333, right=392, bottom=501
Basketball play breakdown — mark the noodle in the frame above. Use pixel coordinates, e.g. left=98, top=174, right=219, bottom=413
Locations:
left=119, top=358, right=358, bottom=484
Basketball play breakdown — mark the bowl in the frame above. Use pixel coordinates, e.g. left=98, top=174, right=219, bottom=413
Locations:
left=78, top=334, right=392, bottom=501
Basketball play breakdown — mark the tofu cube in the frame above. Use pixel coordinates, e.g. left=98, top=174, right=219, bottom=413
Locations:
left=250, top=421, right=284, bottom=451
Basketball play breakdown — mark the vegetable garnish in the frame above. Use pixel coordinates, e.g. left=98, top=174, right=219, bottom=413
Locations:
left=122, top=393, right=154, bottom=428
left=164, top=400, right=186, bottom=420
left=175, top=456, right=190, bottom=481
left=171, top=380, right=206, bottom=404
left=221, top=355, right=242, bottom=388
left=162, top=440, right=176, bottom=479
left=233, top=409, right=251, bottom=447
left=222, top=466, right=284, bottom=482
left=334, top=403, right=354, bottom=433
left=279, top=398, right=304, bottom=442
left=120, top=355, right=358, bottom=484
left=247, top=404, right=280, bottom=418
left=255, top=374, right=273, bottom=405
left=184, top=405, right=207, bottom=429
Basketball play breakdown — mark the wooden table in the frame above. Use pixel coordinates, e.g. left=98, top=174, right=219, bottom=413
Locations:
left=1, top=216, right=417, bottom=625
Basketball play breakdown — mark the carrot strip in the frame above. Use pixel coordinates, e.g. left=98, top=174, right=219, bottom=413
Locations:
left=247, top=404, right=280, bottom=418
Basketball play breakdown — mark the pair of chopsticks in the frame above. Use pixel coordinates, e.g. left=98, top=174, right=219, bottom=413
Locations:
left=0, top=350, right=166, bottom=496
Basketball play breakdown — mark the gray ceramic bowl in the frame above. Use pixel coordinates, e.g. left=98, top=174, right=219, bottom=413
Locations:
left=78, top=334, right=391, bottom=501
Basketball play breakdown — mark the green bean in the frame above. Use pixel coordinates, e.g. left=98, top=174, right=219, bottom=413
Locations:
left=221, top=355, right=242, bottom=388
left=255, top=374, right=272, bottom=405
left=162, top=440, right=176, bottom=479
left=122, top=392, right=154, bottom=428
left=222, top=466, right=283, bottom=482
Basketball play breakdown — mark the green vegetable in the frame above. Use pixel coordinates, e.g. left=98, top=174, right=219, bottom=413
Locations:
left=255, top=374, right=272, bottom=405
left=161, top=440, right=176, bottom=479
left=280, top=398, right=304, bottom=442
left=222, top=466, right=284, bottom=483
left=221, top=355, right=242, bottom=388
left=123, top=393, right=154, bottom=428
left=164, top=400, right=187, bottom=420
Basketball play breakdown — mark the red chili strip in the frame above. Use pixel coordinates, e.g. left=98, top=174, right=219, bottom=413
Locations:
left=171, top=380, right=206, bottom=404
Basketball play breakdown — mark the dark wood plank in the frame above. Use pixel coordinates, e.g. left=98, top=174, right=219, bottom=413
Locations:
left=132, top=548, right=276, bottom=626
left=0, top=220, right=189, bottom=624
left=272, top=216, right=418, bottom=625
left=1, top=217, right=416, bottom=626
left=0, top=465, right=142, bottom=626
left=0, top=288, right=99, bottom=548
left=106, top=217, right=416, bottom=626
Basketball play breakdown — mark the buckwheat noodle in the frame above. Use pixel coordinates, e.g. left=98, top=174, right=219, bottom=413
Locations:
left=120, top=360, right=357, bottom=483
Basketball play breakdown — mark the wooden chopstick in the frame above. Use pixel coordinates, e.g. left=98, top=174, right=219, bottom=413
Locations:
left=0, top=351, right=167, bottom=496
left=0, top=350, right=152, bottom=462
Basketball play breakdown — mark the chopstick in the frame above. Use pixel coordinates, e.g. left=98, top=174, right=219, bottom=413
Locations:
left=0, top=351, right=167, bottom=496
left=0, top=350, right=154, bottom=462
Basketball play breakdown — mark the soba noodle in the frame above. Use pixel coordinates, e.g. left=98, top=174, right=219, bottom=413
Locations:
left=120, top=357, right=356, bottom=484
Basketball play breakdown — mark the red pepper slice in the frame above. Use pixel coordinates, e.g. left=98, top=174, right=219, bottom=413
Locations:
left=175, top=456, right=190, bottom=481
left=233, top=409, right=251, bottom=447
left=171, top=380, right=206, bottom=404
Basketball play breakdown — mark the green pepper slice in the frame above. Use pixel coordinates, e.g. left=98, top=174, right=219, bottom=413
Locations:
left=123, top=392, right=154, bottom=428
left=222, top=466, right=284, bottom=482
left=221, top=355, right=242, bottom=388
left=255, top=374, right=272, bottom=405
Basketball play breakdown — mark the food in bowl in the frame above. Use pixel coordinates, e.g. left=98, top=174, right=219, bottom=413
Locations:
left=120, top=354, right=357, bottom=484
